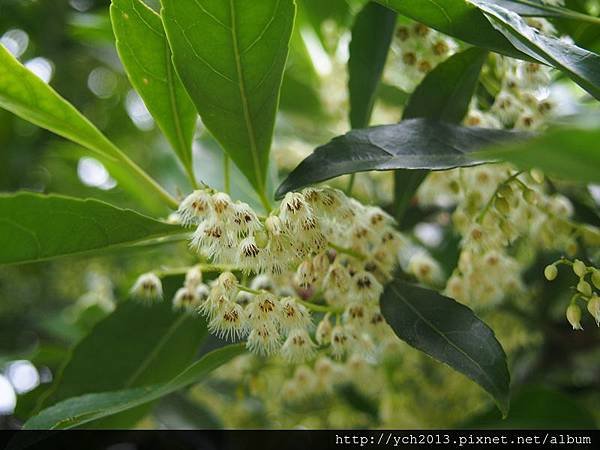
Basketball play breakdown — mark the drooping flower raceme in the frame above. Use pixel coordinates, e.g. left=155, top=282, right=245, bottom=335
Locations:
left=161, top=186, right=406, bottom=362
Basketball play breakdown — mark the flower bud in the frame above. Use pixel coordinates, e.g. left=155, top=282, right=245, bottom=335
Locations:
left=495, top=197, right=511, bottom=215
left=523, top=189, right=538, bottom=205
left=591, top=269, right=600, bottom=290
left=566, top=304, right=583, bottom=330
left=587, top=295, right=600, bottom=326
left=544, top=264, right=558, bottom=281
left=530, top=169, right=544, bottom=184
left=316, top=315, right=332, bottom=345
left=577, top=279, right=593, bottom=297
left=573, top=260, right=587, bottom=278
left=130, top=272, right=163, bottom=302
left=184, top=266, right=203, bottom=289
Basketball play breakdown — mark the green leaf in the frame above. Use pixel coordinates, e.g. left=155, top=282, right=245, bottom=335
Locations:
left=380, top=279, right=510, bottom=416
left=24, top=344, right=245, bottom=429
left=35, top=277, right=208, bottom=428
left=375, top=0, right=523, bottom=58
left=394, top=47, right=487, bottom=222
left=494, top=1, right=600, bottom=24
left=474, top=126, right=600, bottom=184
left=161, top=0, right=295, bottom=204
left=0, top=192, right=184, bottom=265
left=275, top=118, right=525, bottom=198
left=110, top=0, right=197, bottom=182
left=403, top=47, right=487, bottom=123
left=462, top=386, right=597, bottom=428
left=470, top=0, right=600, bottom=100
left=0, top=45, right=178, bottom=210
left=0, top=44, right=121, bottom=161
left=348, top=1, right=397, bottom=128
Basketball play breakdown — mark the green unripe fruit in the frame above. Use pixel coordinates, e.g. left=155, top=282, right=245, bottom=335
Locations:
left=588, top=295, right=600, bottom=326
left=592, top=269, right=600, bottom=290
left=566, top=304, right=583, bottom=330
left=577, top=279, right=593, bottom=297
left=573, top=260, right=587, bottom=278
left=544, top=264, right=558, bottom=281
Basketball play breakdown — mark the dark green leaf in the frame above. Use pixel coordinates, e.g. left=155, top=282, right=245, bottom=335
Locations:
left=41, top=283, right=207, bottom=406
left=381, top=279, right=510, bottom=415
left=161, top=0, right=295, bottom=203
left=276, top=119, right=525, bottom=198
left=375, top=0, right=524, bottom=58
left=394, top=47, right=487, bottom=222
left=23, top=344, right=245, bottom=429
left=348, top=1, right=397, bottom=128
left=110, top=0, right=197, bottom=180
left=403, top=48, right=487, bottom=123
left=0, top=192, right=184, bottom=265
left=462, top=386, right=597, bottom=428
left=474, top=126, right=600, bottom=184
left=471, top=0, right=600, bottom=100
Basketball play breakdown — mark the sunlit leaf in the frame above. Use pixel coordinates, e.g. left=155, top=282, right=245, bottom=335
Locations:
left=161, top=0, right=295, bottom=204
left=0, top=193, right=184, bottom=265
left=24, top=344, right=245, bottom=429
left=111, top=0, right=197, bottom=181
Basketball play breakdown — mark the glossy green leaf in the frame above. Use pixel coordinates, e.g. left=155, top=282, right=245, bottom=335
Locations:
left=348, top=1, right=397, bottom=128
left=24, top=344, right=245, bottom=429
left=403, top=47, right=487, bottom=123
left=494, top=1, right=600, bottom=24
left=0, top=192, right=184, bottom=265
left=276, top=118, right=525, bottom=198
left=110, top=0, right=197, bottom=181
left=380, top=279, right=510, bottom=416
left=470, top=0, right=600, bottom=100
left=463, top=386, right=597, bottom=428
left=0, top=45, right=178, bottom=210
left=394, top=47, right=487, bottom=221
left=0, top=44, right=121, bottom=161
left=161, top=0, right=295, bottom=204
left=375, top=0, right=524, bottom=58
left=474, top=126, right=600, bottom=184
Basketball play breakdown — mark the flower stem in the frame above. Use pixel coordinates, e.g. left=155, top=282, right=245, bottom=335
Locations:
left=328, top=242, right=367, bottom=260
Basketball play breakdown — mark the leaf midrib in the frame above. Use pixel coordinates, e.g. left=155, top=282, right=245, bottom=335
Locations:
left=229, top=0, right=264, bottom=193
left=390, top=284, right=503, bottom=397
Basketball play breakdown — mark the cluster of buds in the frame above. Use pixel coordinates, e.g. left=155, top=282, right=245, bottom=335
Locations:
left=545, top=258, right=600, bottom=329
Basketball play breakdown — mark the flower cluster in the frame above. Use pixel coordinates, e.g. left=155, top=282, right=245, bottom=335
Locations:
left=385, top=23, right=458, bottom=91
left=132, top=187, right=406, bottom=361
left=545, top=258, right=600, bottom=329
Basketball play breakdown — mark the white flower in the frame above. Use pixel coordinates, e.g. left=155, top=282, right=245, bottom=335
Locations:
left=199, top=286, right=230, bottom=320
left=280, top=329, right=316, bottom=363
left=130, top=273, right=163, bottom=302
left=231, top=201, right=262, bottom=237
left=215, top=271, right=238, bottom=294
left=208, top=302, right=246, bottom=340
left=237, top=235, right=262, bottom=269
left=172, top=287, right=200, bottom=312
left=279, top=297, right=312, bottom=331
left=177, top=190, right=213, bottom=226
left=330, top=325, right=352, bottom=359
left=316, top=314, right=332, bottom=345
left=352, top=271, right=383, bottom=302
left=250, top=274, right=273, bottom=292
left=184, top=266, right=203, bottom=289
left=246, top=322, right=281, bottom=356
left=245, top=292, right=281, bottom=327
left=279, top=192, right=314, bottom=232
left=195, top=283, right=210, bottom=302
